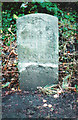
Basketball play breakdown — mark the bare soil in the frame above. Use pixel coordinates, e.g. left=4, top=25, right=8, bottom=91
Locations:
left=2, top=89, right=78, bottom=119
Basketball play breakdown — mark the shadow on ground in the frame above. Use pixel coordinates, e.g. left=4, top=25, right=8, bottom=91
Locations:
left=2, top=89, right=78, bottom=119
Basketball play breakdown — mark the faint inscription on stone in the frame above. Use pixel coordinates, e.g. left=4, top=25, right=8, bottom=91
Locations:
left=17, top=13, right=58, bottom=90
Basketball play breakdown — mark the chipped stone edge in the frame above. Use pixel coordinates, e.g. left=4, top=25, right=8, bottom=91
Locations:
left=18, top=62, right=58, bottom=72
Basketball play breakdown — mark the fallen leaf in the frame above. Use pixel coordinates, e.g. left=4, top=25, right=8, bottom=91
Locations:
left=11, top=78, right=15, bottom=81
left=45, top=115, right=50, bottom=119
left=57, top=89, right=63, bottom=95
left=14, top=60, right=17, bottom=63
left=11, top=88, right=16, bottom=91
left=2, top=82, right=10, bottom=88
left=43, top=103, right=47, bottom=107
left=4, top=66, right=7, bottom=70
left=48, top=104, right=52, bottom=108
left=1, top=29, right=3, bottom=33
left=50, top=108, right=54, bottom=111
left=43, top=99, right=47, bottom=103
left=62, top=74, right=71, bottom=89
left=13, top=14, right=18, bottom=19
left=54, top=94, right=59, bottom=98
left=18, top=87, right=21, bottom=92
left=5, top=91, right=10, bottom=95
left=74, top=88, right=76, bottom=92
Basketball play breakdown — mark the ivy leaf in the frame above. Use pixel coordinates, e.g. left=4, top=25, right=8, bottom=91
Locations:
left=65, top=15, right=69, bottom=19
left=2, top=82, right=10, bottom=88
left=70, top=18, right=75, bottom=22
left=7, top=41, right=10, bottom=46
left=13, top=14, right=18, bottom=19
left=63, top=27, right=68, bottom=31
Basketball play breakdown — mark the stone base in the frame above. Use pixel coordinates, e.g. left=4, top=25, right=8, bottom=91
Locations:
left=19, top=64, right=58, bottom=91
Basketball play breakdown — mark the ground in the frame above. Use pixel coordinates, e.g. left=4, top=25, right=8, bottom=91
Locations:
left=2, top=89, right=77, bottom=119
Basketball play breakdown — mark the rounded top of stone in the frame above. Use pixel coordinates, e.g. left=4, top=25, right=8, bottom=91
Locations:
left=17, top=13, right=58, bottom=21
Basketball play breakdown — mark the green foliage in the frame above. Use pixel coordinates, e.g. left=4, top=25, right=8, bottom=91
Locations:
left=2, top=2, right=77, bottom=36
left=2, top=2, right=77, bottom=87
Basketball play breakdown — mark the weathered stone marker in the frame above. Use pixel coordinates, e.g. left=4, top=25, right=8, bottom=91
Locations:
left=17, top=13, right=58, bottom=90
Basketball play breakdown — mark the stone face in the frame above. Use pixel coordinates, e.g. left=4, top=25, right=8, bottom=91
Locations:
left=17, top=13, right=58, bottom=90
